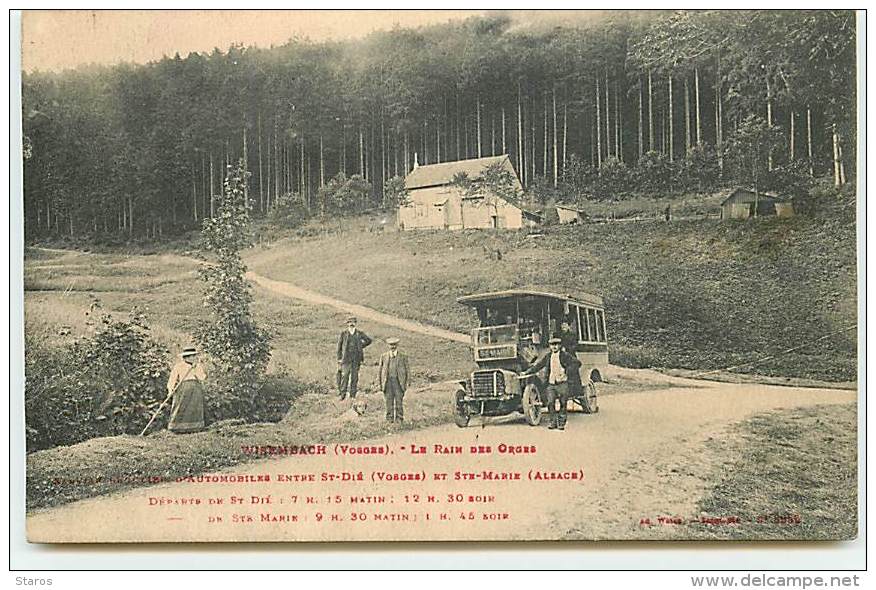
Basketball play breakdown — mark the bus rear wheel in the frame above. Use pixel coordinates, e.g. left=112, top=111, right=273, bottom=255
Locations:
left=579, top=380, right=599, bottom=414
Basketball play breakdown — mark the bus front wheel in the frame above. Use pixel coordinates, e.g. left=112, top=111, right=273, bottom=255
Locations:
left=522, top=384, right=543, bottom=426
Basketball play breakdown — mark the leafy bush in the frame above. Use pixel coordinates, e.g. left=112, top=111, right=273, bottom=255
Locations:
left=633, top=150, right=676, bottom=195
left=760, top=160, right=814, bottom=197
left=526, top=174, right=560, bottom=205
left=383, top=175, right=410, bottom=209
left=592, top=157, right=632, bottom=200
left=25, top=304, right=169, bottom=451
left=722, top=114, right=784, bottom=191
left=318, top=171, right=372, bottom=215
left=75, top=303, right=169, bottom=431
left=678, top=144, right=719, bottom=193
left=269, top=191, right=308, bottom=228
left=560, top=154, right=598, bottom=200
left=25, top=330, right=99, bottom=451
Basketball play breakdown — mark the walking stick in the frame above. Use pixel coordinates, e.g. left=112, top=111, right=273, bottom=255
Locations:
left=140, top=364, right=195, bottom=436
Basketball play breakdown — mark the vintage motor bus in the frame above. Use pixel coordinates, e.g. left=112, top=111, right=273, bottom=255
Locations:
left=453, top=289, right=608, bottom=427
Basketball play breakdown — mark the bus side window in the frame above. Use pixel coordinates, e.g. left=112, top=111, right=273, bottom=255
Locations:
left=566, top=304, right=579, bottom=340
left=597, top=309, right=607, bottom=342
left=587, top=308, right=598, bottom=342
left=594, top=309, right=603, bottom=341
left=576, top=306, right=585, bottom=342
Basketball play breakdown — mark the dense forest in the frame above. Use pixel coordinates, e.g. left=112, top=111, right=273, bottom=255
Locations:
left=22, top=10, right=857, bottom=239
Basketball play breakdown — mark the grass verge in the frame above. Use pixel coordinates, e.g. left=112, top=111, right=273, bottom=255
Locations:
left=681, top=403, right=857, bottom=540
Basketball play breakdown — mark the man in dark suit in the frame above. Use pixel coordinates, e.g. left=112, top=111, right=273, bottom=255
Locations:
left=377, top=337, right=410, bottom=423
left=520, top=337, right=581, bottom=430
left=336, top=316, right=372, bottom=400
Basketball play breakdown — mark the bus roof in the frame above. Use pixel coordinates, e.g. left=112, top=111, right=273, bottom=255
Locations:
left=457, top=289, right=604, bottom=308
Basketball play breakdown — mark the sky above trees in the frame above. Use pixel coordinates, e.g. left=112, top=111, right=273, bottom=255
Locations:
left=22, top=9, right=484, bottom=72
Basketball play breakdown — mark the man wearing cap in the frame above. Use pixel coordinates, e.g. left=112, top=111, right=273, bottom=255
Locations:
left=336, top=316, right=372, bottom=400
left=166, top=346, right=207, bottom=433
left=520, top=337, right=581, bottom=430
left=378, top=337, right=409, bottom=423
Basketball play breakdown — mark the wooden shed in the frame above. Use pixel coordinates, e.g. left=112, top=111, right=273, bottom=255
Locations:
left=720, top=188, right=795, bottom=220
left=398, top=155, right=531, bottom=231
left=555, top=203, right=585, bottom=224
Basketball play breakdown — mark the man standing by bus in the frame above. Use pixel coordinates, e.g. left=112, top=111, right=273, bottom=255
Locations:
left=378, top=337, right=409, bottom=423
left=521, top=337, right=581, bottom=430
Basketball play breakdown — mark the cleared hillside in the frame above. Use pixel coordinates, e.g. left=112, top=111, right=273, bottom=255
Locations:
left=247, top=207, right=857, bottom=381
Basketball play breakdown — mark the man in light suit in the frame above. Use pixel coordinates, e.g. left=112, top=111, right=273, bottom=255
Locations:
left=337, top=316, right=372, bottom=400
left=378, top=337, right=409, bottom=423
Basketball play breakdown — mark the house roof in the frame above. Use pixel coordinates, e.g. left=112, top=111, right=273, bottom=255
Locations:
left=405, top=155, right=514, bottom=190
left=720, top=187, right=789, bottom=206
left=555, top=203, right=584, bottom=213
left=457, top=288, right=604, bottom=308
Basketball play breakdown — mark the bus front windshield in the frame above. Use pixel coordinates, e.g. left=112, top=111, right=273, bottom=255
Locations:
left=475, top=324, right=517, bottom=345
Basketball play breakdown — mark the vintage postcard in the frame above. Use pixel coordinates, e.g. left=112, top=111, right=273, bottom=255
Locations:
left=19, top=9, right=860, bottom=543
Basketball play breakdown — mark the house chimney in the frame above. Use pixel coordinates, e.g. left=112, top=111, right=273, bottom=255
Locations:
left=413, top=152, right=419, bottom=169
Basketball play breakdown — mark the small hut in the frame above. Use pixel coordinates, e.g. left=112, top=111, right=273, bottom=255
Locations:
left=720, top=188, right=795, bottom=220
left=555, top=204, right=585, bottom=224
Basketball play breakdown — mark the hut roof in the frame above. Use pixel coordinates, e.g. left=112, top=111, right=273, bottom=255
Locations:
left=404, top=155, right=513, bottom=190
left=720, top=187, right=790, bottom=206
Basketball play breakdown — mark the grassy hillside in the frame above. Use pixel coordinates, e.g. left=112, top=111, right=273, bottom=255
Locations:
left=247, top=205, right=857, bottom=381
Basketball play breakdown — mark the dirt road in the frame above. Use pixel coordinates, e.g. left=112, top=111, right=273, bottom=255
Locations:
left=246, top=271, right=471, bottom=344
left=27, top=378, right=854, bottom=542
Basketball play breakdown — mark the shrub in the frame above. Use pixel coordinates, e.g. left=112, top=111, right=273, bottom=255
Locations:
left=383, top=175, right=410, bottom=210
left=269, top=191, right=308, bottom=228
left=318, top=171, right=372, bottom=215
left=678, top=144, right=719, bottom=193
left=560, top=153, right=598, bottom=200
left=74, top=303, right=169, bottom=433
left=526, top=174, right=559, bottom=205
left=722, top=114, right=783, bottom=192
left=25, top=329, right=98, bottom=451
left=760, top=160, right=814, bottom=197
left=25, top=303, right=169, bottom=451
left=633, top=150, right=676, bottom=195
left=592, top=157, right=632, bottom=200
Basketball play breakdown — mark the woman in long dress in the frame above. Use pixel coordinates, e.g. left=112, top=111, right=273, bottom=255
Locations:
left=166, top=346, right=207, bottom=433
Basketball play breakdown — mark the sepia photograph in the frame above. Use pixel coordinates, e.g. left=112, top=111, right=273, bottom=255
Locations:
left=16, top=9, right=861, bottom=546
